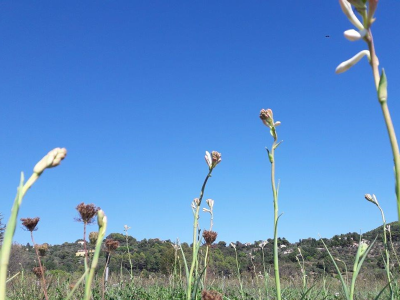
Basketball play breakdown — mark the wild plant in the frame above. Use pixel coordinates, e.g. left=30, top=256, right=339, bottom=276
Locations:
left=321, top=235, right=377, bottom=300
left=259, top=108, right=283, bottom=300
left=0, top=147, right=67, bottom=300
left=102, top=239, right=120, bottom=300
left=75, top=202, right=99, bottom=274
left=20, top=217, right=48, bottom=300
left=123, top=224, right=134, bottom=280
left=182, top=150, right=221, bottom=300
left=259, top=240, right=270, bottom=299
left=230, top=242, right=244, bottom=300
left=336, top=0, right=400, bottom=220
left=365, top=193, right=393, bottom=298
left=202, top=198, right=217, bottom=286
left=295, top=247, right=307, bottom=293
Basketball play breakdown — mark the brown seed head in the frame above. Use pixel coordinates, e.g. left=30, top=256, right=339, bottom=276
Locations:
left=203, top=230, right=218, bottom=246
left=36, top=243, right=49, bottom=256
left=32, top=266, right=46, bottom=278
left=76, top=203, right=99, bottom=224
left=21, top=217, right=40, bottom=232
left=105, top=239, right=120, bottom=253
left=201, top=290, right=223, bottom=300
left=89, top=232, right=98, bottom=245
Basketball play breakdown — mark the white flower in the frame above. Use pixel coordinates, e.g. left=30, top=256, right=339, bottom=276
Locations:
left=33, top=148, right=67, bottom=175
left=339, top=0, right=364, bottom=31
left=335, top=50, right=370, bottom=74
left=205, top=151, right=212, bottom=169
left=202, top=207, right=211, bottom=213
left=343, top=29, right=367, bottom=41
left=230, top=242, right=236, bottom=249
left=206, top=199, right=214, bottom=210
left=124, top=225, right=131, bottom=231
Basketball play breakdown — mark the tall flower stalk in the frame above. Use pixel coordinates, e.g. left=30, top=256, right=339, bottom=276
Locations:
left=0, top=148, right=67, bottom=300
left=260, top=108, right=282, bottom=300
left=365, top=194, right=393, bottom=299
left=202, top=198, right=217, bottom=286
left=20, top=217, right=48, bottom=300
left=186, top=151, right=221, bottom=300
left=336, top=0, right=400, bottom=221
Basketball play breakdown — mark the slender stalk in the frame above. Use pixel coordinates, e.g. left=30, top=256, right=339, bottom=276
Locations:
left=31, top=232, right=48, bottom=300
left=84, top=210, right=107, bottom=300
left=270, top=129, right=282, bottom=300
left=233, top=246, right=245, bottom=300
left=125, top=231, right=133, bottom=280
left=365, top=31, right=400, bottom=221
left=0, top=173, right=38, bottom=300
left=186, top=170, right=212, bottom=300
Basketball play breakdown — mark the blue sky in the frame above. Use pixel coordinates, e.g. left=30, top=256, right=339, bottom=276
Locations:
left=1, top=1, right=400, bottom=246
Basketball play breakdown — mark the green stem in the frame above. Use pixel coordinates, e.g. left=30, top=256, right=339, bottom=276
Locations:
left=270, top=132, right=281, bottom=300
left=84, top=211, right=107, bottom=300
left=186, top=170, right=212, bottom=300
left=0, top=172, right=39, bottom=300
left=234, top=247, right=245, bottom=300
left=366, top=30, right=400, bottom=222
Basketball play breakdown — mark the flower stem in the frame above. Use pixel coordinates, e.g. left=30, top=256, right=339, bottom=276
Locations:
left=270, top=131, right=281, bottom=300
left=366, top=30, right=400, bottom=223
left=186, top=170, right=212, bottom=300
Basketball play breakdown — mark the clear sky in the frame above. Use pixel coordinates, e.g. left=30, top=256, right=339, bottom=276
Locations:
left=1, top=1, right=400, bottom=246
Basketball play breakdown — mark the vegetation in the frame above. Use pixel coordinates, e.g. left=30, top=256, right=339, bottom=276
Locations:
left=1, top=1, right=399, bottom=299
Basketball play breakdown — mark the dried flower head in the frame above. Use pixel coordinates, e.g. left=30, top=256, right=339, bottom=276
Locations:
left=76, top=203, right=99, bottom=224
left=203, top=230, right=218, bottom=246
left=36, top=244, right=48, bottom=256
left=21, top=217, right=40, bottom=232
left=201, top=290, right=223, bottom=300
left=32, top=266, right=46, bottom=278
left=230, top=242, right=236, bottom=249
left=124, top=225, right=131, bottom=232
left=105, top=239, right=120, bottom=253
left=89, top=232, right=98, bottom=245
left=33, top=148, right=67, bottom=175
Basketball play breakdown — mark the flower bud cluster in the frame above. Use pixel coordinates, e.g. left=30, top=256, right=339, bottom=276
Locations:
left=336, top=0, right=379, bottom=74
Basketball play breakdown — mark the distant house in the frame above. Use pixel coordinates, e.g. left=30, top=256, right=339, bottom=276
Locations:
left=75, top=249, right=94, bottom=257
left=77, top=240, right=84, bottom=246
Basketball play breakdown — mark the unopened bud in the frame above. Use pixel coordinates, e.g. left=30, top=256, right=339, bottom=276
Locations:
left=335, top=50, right=370, bottom=74
left=33, top=148, right=67, bottom=175
left=378, top=69, right=387, bottom=103
left=344, top=29, right=367, bottom=41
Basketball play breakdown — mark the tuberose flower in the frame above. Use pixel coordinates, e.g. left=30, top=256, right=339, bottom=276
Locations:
left=339, top=0, right=364, bottom=31
left=33, top=148, right=67, bottom=175
left=335, top=50, right=370, bottom=74
left=343, top=29, right=367, bottom=41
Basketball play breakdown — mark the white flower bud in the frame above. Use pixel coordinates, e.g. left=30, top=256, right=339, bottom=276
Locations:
left=335, top=50, right=370, bottom=74
left=205, top=151, right=212, bottom=169
left=344, top=29, right=367, bottom=41
left=33, top=148, right=67, bottom=175
left=339, top=0, right=365, bottom=31
left=206, top=198, right=214, bottom=210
